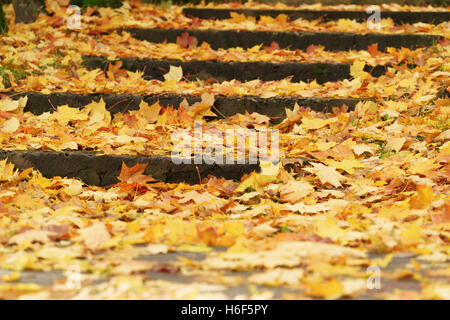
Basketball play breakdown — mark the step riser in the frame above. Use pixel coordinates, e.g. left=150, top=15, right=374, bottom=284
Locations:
left=183, top=8, right=450, bottom=25
left=12, top=92, right=368, bottom=123
left=82, top=56, right=387, bottom=83
left=0, top=150, right=260, bottom=186
left=125, top=28, right=441, bottom=51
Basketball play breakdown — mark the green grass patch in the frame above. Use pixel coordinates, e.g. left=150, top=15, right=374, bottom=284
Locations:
left=0, top=60, right=28, bottom=88
left=0, top=5, right=7, bottom=34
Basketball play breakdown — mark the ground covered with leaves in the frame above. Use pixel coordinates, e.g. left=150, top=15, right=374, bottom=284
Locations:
left=0, top=1, right=448, bottom=299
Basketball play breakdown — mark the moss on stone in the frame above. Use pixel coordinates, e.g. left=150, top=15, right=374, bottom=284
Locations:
left=0, top=5, right=7, bottom=34
left=70, top=0, right=123, bottom=8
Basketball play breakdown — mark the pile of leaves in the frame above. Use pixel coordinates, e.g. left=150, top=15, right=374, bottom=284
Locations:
left=0, top=0, right=448, bottom=299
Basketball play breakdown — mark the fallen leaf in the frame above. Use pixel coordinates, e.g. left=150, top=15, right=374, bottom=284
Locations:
left=1, top=117, right=20, bottom=133
left=304, top=163, right=346, bottom=188
left=164, top=65, right=183, bottom=82
left=117, top=162, right=155, bottom=186
left=77, top=223, right=111, bottom=251
left=350, top=60, right=370, bottom=81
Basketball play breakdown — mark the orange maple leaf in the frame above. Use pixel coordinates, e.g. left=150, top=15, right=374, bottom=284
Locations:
left=117, top=162, right=155, bottom=186
left=367, top=43, right=380, bottom=57
left=107, top=61, right=127, bottom=81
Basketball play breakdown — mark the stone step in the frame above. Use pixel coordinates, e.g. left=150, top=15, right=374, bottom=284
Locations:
left=0, top=150, right=261, bottom=186
left=11, top=92, right=372, bottom=123
left=12, top=92, right=369, bottom=123
left=82, top=56, right=388, bottom=84
left=125, top=28, right=442, bottom=51
left=182, top=8, right=450, bottom=24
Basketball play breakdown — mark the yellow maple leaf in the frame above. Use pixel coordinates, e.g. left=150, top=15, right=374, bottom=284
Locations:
left=137, top=100, right=161, bottom=124
left=314, top=217, right=346, bottom=242
left=303, top=278, right=344, bottom=299
left=52, top=105, right=88, bottom=126
left=8, top=230, right=50, bottom=246
left=410, top=185, right=434, bottom=210
left=379, top=202, right=410, bottom=221
left=352, top=144, right=376, bottom=156
left=0, top=159, right=17, bottom=181
left=301, top=116, right=336, bottom=130
left=279, top=180, right=314, bottom=203
left=223, top=221, right=245, bottom=238
left=385, top=137, right=406, bottom=152
left=235, top=161, right=281, bottom=193
left=0, top=97, right=27, bottom=112
left=228, top=12, right=247, bottom=23
left=326, top=159, right=366, bottom=174
left=304, top=163, right=345, bottom=188
left=399, top=224, right=423, bottom=246
left=77, top=223, right=111, bottom=251
left=165, top=219, right=198, bottom=244
left=187, top=92, right=217, bottom=120
left=86, top=98, right=111, bottom=122
left=163, top=65, right=183, bottom=82
left=350, top=60, right=370, bottom=81
left=1, top=117, right=20, bottom=133
left=408, top=159, right=440, bottom=175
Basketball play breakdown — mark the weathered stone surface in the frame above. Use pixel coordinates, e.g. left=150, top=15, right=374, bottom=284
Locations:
left=0, top=150, right=260, bottom=185
left=12, top=0, right=45, bottom=23
left=9, top=91, right=369, bottom=123
left=183, top=8, right=450, bottom=25
left=82, top=56, right=388, bottom=84
left=126, top=28, right=442, bottom=51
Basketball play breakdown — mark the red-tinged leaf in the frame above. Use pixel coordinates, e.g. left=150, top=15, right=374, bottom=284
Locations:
left=193, top=18, right=203, bottom=28
left=0, top=111, right=12, bottom=120
left=42, top=224, right=70, bottom=241
left=430, top=203, right=450, bottom=224
left=151, top=264, right=180, bottom=273
left=306, top=45, right=319, bottom=55
left=263, top=41, right=280, bottom=52
left=439, top=38, right=449, bottom=47
left=176, top=32, right=198, bottom=49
